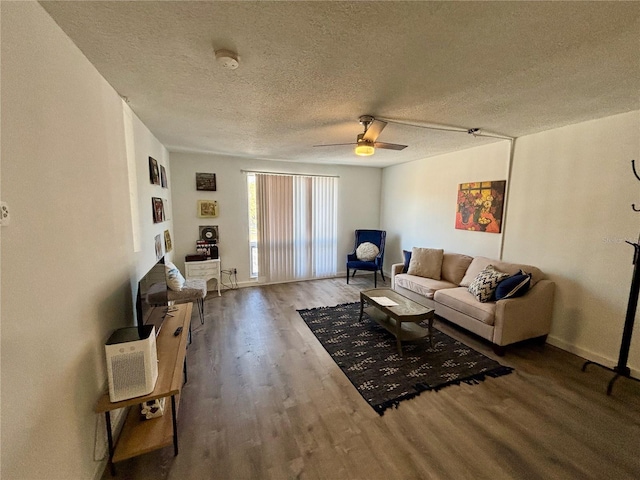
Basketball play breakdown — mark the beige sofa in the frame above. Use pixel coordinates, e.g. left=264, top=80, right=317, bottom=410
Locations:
left=391, top=251, right=555, bottom=355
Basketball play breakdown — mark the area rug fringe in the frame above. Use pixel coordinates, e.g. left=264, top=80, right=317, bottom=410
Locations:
left=298, top=302, right=514, bottom=415
left=376, top=366, right=515, bottom=415
left=296, top=302, right=355, bottom=313
left=423, top=365, right=515, bottom=393
left=374, top=390, right=422, bottom=415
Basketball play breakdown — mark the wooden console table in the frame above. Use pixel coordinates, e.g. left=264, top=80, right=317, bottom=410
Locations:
left=95, top=302, right=192, bottom=475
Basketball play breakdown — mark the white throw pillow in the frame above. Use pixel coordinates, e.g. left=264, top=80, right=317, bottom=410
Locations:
left=406, top=247, right=444, bottom=280
left=165, top=261, right=186, bottom=291
left=356, top=242, right=380, bottom=261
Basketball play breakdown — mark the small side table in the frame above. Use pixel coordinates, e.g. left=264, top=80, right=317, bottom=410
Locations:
left=185, top=258, right=221, bottom=296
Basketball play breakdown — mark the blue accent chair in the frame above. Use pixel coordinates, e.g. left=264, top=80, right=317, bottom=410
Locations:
left=346, top=230, right=386, bottom=288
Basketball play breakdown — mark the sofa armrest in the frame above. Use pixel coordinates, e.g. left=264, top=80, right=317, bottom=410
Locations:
left=493, top=279, right=555, bottom=346
left=391, top=263, right=404, bottom=289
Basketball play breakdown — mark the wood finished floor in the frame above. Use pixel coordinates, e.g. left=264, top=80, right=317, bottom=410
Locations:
left=105, top=277, right=640, bottom=480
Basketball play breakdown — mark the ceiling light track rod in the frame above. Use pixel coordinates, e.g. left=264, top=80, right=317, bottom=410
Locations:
left=378, top=118, right=513, bottom=141
left=380, top=118, right=468, bottom=134
left=473, top=131, right=514, bottom=140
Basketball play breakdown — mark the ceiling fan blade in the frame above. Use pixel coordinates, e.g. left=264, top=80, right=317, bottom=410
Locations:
left=313, top=142, right=357, bottom=147
left=374, top=142, right=407, bottom=151
left=362, top=119, right=387, bottom=142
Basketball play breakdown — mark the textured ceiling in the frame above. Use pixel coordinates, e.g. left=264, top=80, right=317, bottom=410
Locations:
left=39, top=1, right=640, bottom=167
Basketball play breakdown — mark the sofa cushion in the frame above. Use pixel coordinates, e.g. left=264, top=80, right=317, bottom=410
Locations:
left=407, top=247, right=444, bottom=280
left=460, top=256, right=544, bottom=288
left=468, top=265, right=510, bottom=302
left=402, top=249, right=412, bottom=273
left=434, top=287, right=497, bottom=325
left=441, top=252, right=474, bottom=285
left=394, top=274, right=458, bottom=299
left=460, top=257, right=492, bottom=287
left=495, top=271, right=531, bottom=300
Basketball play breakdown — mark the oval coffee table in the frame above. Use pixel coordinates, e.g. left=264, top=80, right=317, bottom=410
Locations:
left=359, top=288, right=435, bottom=356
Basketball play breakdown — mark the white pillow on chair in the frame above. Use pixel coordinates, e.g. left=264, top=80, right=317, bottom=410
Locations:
left=356, top=242, right=380, bottom=261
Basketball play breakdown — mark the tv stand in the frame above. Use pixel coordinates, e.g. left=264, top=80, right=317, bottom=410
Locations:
left=95, top=303, right=192, bottom=476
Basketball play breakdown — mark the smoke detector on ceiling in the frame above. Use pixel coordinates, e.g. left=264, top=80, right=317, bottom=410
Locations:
left=215, top=49, right=239, bottom=70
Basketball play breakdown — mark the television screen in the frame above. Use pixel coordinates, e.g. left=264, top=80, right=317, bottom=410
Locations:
left=135, top=258, right=169, bottom=336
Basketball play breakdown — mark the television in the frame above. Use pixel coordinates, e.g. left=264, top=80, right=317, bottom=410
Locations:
left=135, top=257, right=170, bottom=336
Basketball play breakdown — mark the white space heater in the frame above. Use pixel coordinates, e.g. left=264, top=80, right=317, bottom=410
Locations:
left=105, top=325, right=158, bottom=402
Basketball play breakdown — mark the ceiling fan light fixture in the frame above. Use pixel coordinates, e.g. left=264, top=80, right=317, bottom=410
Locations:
left=355, top=143, right=375, bottom=156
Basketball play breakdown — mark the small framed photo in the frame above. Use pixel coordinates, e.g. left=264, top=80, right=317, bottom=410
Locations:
left=149, top=157, right=160, bottom=185
left=198, top=200, right=218, bottom=218
left=154, top=234, right=163, bottom=260
left=196, top=172, right=217, bottom=191
left=160, top=165, right=168, bottom=188
left=162, top=198, right=170, bottom=220
left=164, top=230, right=172, bottom=253
left=152, top=197, right=164, bottom=223
left=199, top=225, right=219, bottom=242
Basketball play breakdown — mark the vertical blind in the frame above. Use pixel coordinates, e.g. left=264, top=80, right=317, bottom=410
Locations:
left=256, top=173, right=337, bottom=283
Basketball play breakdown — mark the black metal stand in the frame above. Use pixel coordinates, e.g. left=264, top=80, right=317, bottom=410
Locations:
left=582, top=239, right=640, bottom=394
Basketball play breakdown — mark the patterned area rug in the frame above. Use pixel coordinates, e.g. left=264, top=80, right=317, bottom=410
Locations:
left=297, top=302, right=513, bottom=415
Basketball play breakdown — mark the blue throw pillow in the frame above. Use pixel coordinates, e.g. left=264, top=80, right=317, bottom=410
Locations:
left=402, top=250, right=412, bottom=273
left=495, top=270, right=531, bottom=300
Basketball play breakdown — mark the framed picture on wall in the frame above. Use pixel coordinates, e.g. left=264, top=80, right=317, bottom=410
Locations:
left=455, top=180, right=506, bottom=233
left=154, top=234, right=163, bottom=260
left=160, top=165, right=168, bottom=188
left=199, top=225, right=219, bottom=242
left=152, top=197, right=164, bottom=223
left=196, top=172, right=217, bottom=191
left=198, top=200, right=218, bottom=218
left=149, top=157, right=160, bottom=185
left=164, top=230, right=172, bottom=253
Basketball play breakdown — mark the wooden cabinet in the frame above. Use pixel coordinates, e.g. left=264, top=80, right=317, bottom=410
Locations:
left=95, top=303, right=192, bottom=475
left=185, top=258, right=221, bottom=296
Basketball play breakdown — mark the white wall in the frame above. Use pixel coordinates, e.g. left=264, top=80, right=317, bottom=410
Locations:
left=1, top=3, right=172, bottom=479
left=125, top=105, right=176, bottom=279
left=169, top=152, right=382, bottom=284
left=381, top=111, right=640, bottom=375
left=504, top=111, right=640, bottom=374
left=381, top=140, right=511, bottom=266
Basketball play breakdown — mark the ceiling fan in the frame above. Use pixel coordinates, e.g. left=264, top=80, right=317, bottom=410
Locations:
left=314, top=115, right=408, bottom=156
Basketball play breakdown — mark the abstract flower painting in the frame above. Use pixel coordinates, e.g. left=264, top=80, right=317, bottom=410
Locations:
left=456, top=181, right=506, bottom=233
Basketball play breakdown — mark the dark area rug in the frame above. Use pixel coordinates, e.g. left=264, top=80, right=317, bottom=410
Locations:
left=297, top=302, right=513, bottom=415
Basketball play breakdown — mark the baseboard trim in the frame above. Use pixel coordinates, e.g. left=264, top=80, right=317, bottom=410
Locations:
left=547, top=335, right=640, bottom=378
left=223, top=276, right=346, bottom=290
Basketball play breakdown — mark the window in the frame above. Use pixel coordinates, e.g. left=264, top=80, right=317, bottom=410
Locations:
left=246, top=172, right=337, bottom=283
left=247, top=174, right=258, bottom=278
